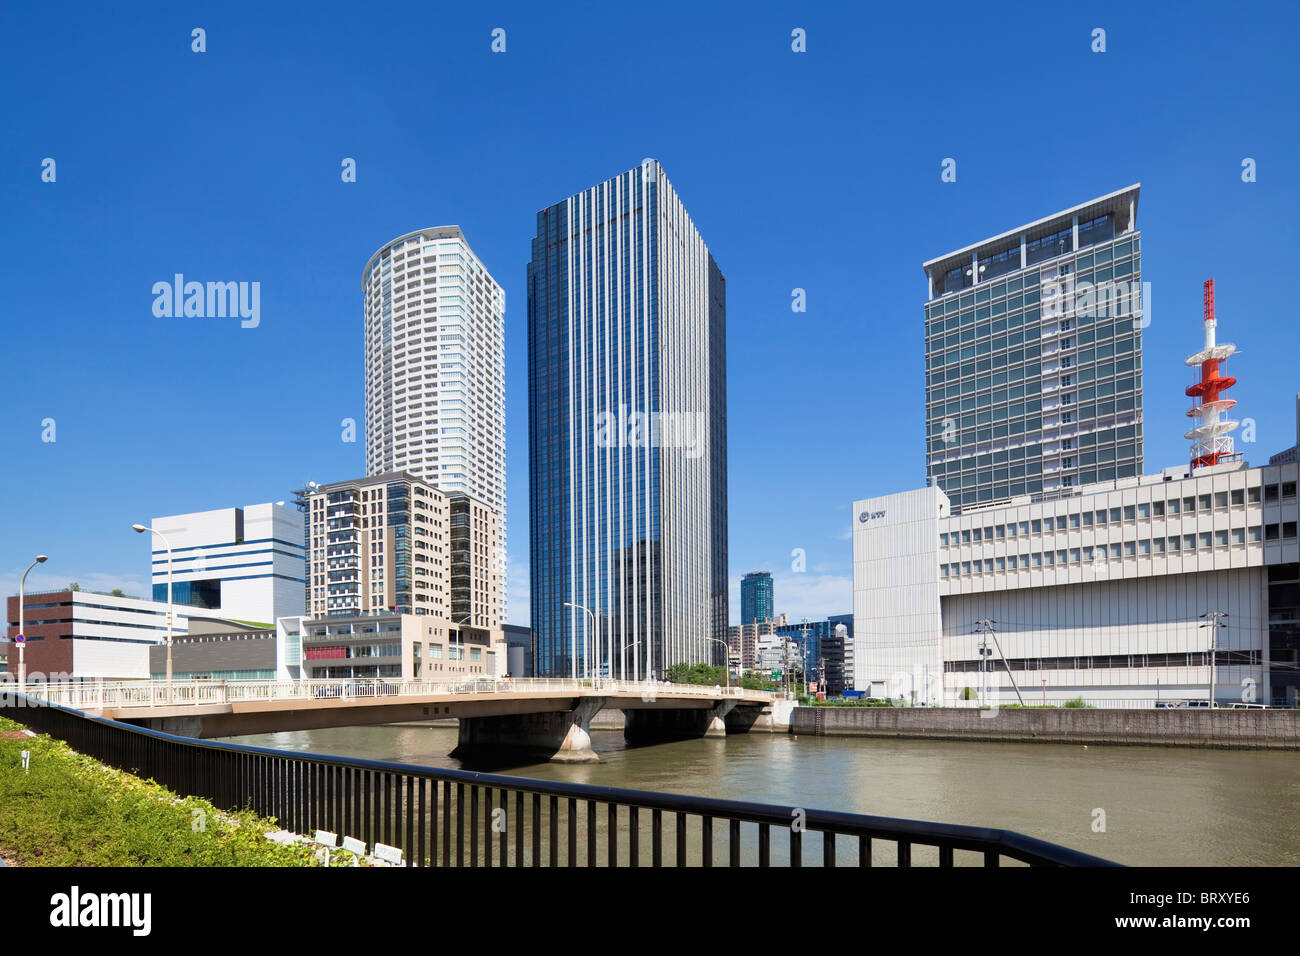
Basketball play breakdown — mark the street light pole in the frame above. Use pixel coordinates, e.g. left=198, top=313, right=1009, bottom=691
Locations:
left=133, top=525, right=173, bottom=700
left=705, top=637, right=731, bottom=691
left=17, top=555, right=48, bottom=693
left=563, top=601, right=597, bottom=685
left=453, top=613, right=473, bottom=676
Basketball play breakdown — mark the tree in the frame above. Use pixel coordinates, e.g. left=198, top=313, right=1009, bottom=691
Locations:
left=68, top=582, right=80, bottom=592
left=110, top=589, right=125, bottom=597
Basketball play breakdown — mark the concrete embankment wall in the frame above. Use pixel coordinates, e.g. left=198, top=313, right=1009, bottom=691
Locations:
left=790, top=706, right=1300, bottom=750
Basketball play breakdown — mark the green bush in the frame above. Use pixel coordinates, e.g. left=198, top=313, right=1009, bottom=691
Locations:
left=0, top=716, right=323, bottom=866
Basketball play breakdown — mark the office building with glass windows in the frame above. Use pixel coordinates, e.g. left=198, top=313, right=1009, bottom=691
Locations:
left=527, top=160, right=728, bottom=679
left=740, top=571, right=774, bottom=625
left=922, top=185, right=1144, bottom=511
left=362, top=226, right=507, bottom=623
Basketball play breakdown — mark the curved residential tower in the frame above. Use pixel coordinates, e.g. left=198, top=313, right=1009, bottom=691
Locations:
left=363, top=226, right=507, bottom=620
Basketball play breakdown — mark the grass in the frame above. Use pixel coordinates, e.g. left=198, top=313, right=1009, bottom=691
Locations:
left=0, top=715, right=326, bottom=866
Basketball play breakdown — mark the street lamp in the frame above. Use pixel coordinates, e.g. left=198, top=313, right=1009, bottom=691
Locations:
left=133, top=524, right=174, bottom=700
left=453, top=613, right=473, bottom=675
left=17, top=555, right=48, bottom=693
left=705, top=637, right=732, bottom=691
left=620, top=639, right=642, bottom=683
left=563, top=601, right=597, bottom=684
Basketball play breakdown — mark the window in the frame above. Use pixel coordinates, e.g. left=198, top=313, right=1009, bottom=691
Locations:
left=1199, top=532, right=1212, bottom=548
left=1167, top=498, right=1180, bottom=515
left=1248, top=487, right=1261, bottom=503
left=1124, top=505, right=1136, bottom=520
left=1265, top=485, right=1279, bottom=503
left=1249, top=526, right=1262, bottom=542
left=1152, top=501, right=1164, bottom=517
left=1095, top=510, right=1107, bottom=524
left=1184, top=534, right=1196, bottom=551
left=1043, top=517, right=1054, bottom=531
left=1124, top=541, right=1136, bottom=557
left=1083, top=511, right=1094, bottom=526
left=1183, top=496, right=1196, bottom=513
left=1069, top=513, right=1081, bottom=529
left=940, top=533, right=949, bottom=546
left=1215, top=491, right=1229, bottom=509
left=1231, top=528, right=1244, bottom=545
left=1110, top=543, right=1122, bottom=558
left=1285, top=522, right=1297, bottom=539
left=1110, top=508, right=1121, bottom=522
left=1284, top=482, right=1297, bottom=499
left=1154, top=537, right=1166, bottom=553
left=1139, top=539, right=1151, bottom=555
left=996, top=557, right=1006, bottom=571
left=1231, top=489, right=1244, bottom=506
left=972, top=527, right=982, bottom=542
left=1199, top=494, right=1212, bottom=510
left=1215, top=530, right=1228, bottom=547
left=1265, top=524, right=1279, bottom=541
left=1168, top=536, right=1181, bottom=551
left=1137, top=503, right=1150, bottom=519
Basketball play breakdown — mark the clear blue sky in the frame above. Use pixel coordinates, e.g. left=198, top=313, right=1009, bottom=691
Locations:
left=2, top=1, right=1297, bottom=625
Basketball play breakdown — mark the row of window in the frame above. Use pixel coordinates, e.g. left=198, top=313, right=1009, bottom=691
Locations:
left=942, top=524, right=1297, bottom=577
left=941, top=483, right=1297, bottom=545
left=944, top=649, right=1254, bottom=674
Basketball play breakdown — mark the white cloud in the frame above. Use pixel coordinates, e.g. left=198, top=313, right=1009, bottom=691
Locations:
left=727, top=570, right=852, bottom=625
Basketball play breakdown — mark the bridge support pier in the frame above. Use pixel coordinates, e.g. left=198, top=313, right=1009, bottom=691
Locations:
left=452, top=697, right=606, bottom=764
left=625, top=699, right=738, bottom=742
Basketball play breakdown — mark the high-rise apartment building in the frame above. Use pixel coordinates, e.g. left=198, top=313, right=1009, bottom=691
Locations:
left=740, top=571, right=774, bottom=624
left=922, top=186, right=1144, bottom=511
left=527, top=160, right=728, bottom=679
left=362, top=226, right=507, bottom=621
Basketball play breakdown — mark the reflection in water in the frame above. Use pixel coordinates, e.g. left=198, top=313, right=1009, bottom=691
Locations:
left=222, top=722, right=1300, bottom=866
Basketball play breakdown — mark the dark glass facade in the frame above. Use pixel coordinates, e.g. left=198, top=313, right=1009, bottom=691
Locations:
left=153, top=579, right=221, bottom=610
left=528, top=161, right=727, bottom=678
left=923, top=191, right=1144, bottom=511
left=740, top=571, right=774, bottom=625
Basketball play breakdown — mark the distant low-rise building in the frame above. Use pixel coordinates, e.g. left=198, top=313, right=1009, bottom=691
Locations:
left=5, top=589, right=191, bottom=681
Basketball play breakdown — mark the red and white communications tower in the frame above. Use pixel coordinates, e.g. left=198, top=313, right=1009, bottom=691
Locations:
left=1184, top=279, right=1238, bottom=470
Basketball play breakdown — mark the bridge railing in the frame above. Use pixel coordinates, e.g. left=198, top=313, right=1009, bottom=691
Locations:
left=5, top=676, right=774, bottom=710
left=0, top=692, right=1118, bottom=868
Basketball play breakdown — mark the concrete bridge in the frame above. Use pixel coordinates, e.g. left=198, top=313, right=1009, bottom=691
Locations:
left=10, top=678, right=777, bottom=763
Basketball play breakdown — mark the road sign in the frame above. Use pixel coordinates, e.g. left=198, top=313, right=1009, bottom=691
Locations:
left=771, top=668, right=781, bottom=680
left=14, top=634, right=24, bottom=644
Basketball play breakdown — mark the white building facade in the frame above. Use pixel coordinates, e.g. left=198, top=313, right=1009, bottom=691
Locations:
left=362, top=226, right=507, bottom=623
left=150, top=503, right=305, bottom=625
left=853, top=456, right=1300, bottom=707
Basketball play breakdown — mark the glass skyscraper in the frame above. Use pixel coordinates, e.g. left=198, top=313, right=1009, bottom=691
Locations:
left=922, top=185, right=1144, bottom=511
left=528, top=160, right=728, bottom=679
left=740, top=571, right=774, bottom=625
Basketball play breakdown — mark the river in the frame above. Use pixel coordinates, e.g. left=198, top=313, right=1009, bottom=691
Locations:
left=221, top=723, right=1300, bottom=866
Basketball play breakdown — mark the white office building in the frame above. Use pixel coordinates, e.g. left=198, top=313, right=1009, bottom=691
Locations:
left=149, top=503, right=305, bottom=625
left=362, top=226, right=507, bottom=622
left=853, top=420, right=1300, bottom=708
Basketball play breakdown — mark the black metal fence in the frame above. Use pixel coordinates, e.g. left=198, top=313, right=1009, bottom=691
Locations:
left=0, top=694, right=1118, bottom=867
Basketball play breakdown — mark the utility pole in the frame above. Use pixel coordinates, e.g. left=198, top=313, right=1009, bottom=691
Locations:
left=1200, top=610, right=1228, bottom=707
left=973, top=618, right=1026, bottom=707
